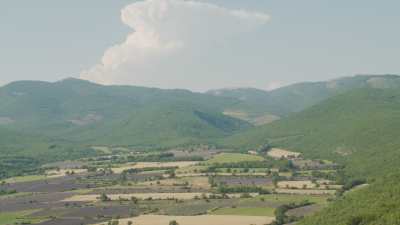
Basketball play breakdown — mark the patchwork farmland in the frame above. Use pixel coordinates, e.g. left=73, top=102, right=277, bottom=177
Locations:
left=0, top=147, right=343, bottom=225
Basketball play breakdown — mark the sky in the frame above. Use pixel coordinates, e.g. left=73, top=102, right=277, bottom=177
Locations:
left=1, top=0, right=399, bottom=91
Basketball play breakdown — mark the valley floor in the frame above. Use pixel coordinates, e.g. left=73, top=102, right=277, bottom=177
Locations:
left=0, top=147, right=347, bottom=225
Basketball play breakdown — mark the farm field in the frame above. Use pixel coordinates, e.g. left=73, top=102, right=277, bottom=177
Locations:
left=211, top=207, right=276, bottom=216
left=111, top=161, right=199, bottom=173
left=0, top=210, right=45, bottom=225
left=206, top=153, right=264, bottom=164
left=1, top=175, right=48, bottom=184
left=275, top=189, right=336, bottom=195
left=2, top=10, right=399, bottom=225
left=63, top=193, right=214, bottom=202
left=45, top=169, right=87, bottom=178
left=0, top=148, right=341, bottom=225
left=94, top=215, right=275, bottom=225
left=277, top=180, right=316, bottom=189
left=267, top=148, right=301, bottom=159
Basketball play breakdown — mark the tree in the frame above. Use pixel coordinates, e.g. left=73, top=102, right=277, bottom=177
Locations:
left=166, top=169, right=176, bottom=178
left=169, top=220, right=179, bottom=225
left=100, top=193, right=110, bottom=202
left=131, top=196, right=139, bottom=204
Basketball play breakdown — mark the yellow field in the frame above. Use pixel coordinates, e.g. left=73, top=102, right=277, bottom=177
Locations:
left=175, top=172, right=271, bottom=178
left=182, top=177, right=211, bottom=189
left=277, top=180, right=342, bottom=190
left=95, top=215, right=274, bottom=225
left=45, top=169, right=87, bottom=178
left=267, top=148, right=301, bottom=159
left=111, top=161, right=199, bottom=173
left=277, top=180, right=316, bottom=189
left=207, top=153, right=264, bottom=164
left=275, top=188, right=336, bottom=195
left=176, top=165, right=208, bottom=174
left=1, top=175, right=47, bottom=184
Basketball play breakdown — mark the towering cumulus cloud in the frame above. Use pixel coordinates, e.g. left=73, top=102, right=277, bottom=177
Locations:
left=80, top=0, right=269, bottom=90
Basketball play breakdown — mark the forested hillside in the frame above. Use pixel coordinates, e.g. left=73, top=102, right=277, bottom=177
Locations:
left=299, top=173, right=400, bottom=225
left=0, top=78, right=251, bottom=148
left=0, top=127, right=95, bottom=178
left=221, top=87, right=400, bottom=225
left=0, top=78, right=252, bottom=177
left=209, top=74, right=400, bottom=118
left=222, top=88, right=400, bottom=179
left=2, top=76, right=400, bottom=182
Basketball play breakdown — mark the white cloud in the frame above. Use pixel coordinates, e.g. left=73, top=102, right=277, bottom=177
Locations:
left=80, top=0, right=270, bottom=91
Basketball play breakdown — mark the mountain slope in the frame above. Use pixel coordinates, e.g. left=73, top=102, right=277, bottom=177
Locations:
left=220, top=87, right=400, bottom=225
left=208, top=74, right=400, bottom=119
left=0, top=78, right=251, bottom=148
left=222, top=87, right=400, bottom=179
left=65, top=102, right=252, bottom=148
left=299, top=173, right=400, bottom=225
left=0, top=127, right=95, bottom=178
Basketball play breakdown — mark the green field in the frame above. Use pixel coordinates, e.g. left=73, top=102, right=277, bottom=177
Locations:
left=1, top=175, right=47, bottom=184
left=252, top=194, right=328, bottom=206
left=0, top=210, right=44, bottom=225
left=211, top=207, right=275, bottom=216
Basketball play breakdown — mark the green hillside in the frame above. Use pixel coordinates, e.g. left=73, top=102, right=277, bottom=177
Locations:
left=65, top=102, right=251, bottom=148
left=208, top=74, right=400, bottom=118
left=0, top=78, right=254, bottom=177
left=0, top=78, right=251, bottom=148
left=2, top=76, right=400, bottom=182
left=299, top=173, right=400, bottom=225
left=0, top=127, right=95, bottom=178
left=220, top=86, right=400, bottom=225
left=222, top=88, right=400, bottom=179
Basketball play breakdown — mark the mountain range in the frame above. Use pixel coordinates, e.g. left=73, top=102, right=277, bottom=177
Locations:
left=1, top=74, right=400, bottom=157
left=2, top=74, right=400, bottom=225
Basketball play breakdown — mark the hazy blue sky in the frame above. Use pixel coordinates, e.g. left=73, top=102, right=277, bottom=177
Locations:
left=1, top=0, right=399, bottom=91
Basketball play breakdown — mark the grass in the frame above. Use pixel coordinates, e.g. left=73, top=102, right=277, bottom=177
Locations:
left=0, top=192, right=32, bottom=200
left=207, top=153, right=264, bottom=164
left=1, top=175, right=47, bottom=184
left=252, top=194, right=329, bottom=205
left=0, top=210, right=45, bottom=225
left=211, top=207, right=275, bottom=216
left=176, top=165, right=209, bottom=174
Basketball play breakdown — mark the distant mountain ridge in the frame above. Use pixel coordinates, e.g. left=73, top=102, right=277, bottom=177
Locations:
left=207, top=74, right=400, bottom=117
left=1, top=74, right=400, bottom=160
left=0, top=78, right=252, bottom=148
